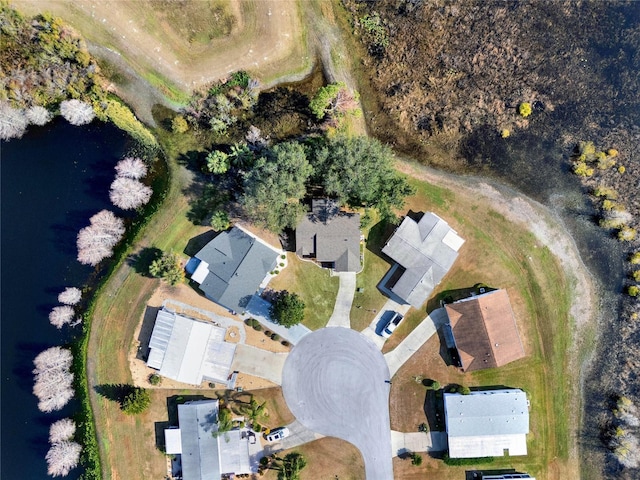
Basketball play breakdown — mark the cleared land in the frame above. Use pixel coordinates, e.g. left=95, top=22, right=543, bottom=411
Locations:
left=12, top=0, right=308, bottom=92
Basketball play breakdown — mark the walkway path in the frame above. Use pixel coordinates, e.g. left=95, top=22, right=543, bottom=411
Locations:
left=282, top=327, right=394, bottom=480
left=231, top=344, right=288, bottom=385
left=384, top=308, right=448, bottom=377
left=326, top=272, right=356, bottom=328
left=390, top=431, right=447, bottom=456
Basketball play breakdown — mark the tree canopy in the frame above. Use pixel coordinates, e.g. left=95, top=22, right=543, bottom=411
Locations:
left=311, top=136, right=415, bottom=219
left=149, top=251, right=184, bottom=285
left=241, top=141, right=313, bottom=232
left=270, top=291, right=305, bottom=328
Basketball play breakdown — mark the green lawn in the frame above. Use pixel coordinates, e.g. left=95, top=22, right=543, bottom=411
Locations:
left=269, top=254, right=339, bottom=330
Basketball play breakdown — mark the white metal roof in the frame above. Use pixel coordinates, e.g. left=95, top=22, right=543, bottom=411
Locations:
left=447, top=433, right=528, bottom=458
left=219, top=429, right=252, bottom=475
left=191, top=260, right=210, bottom=284
left=146, top=308, right=235, bottom=385
left=164, top=428, right=182, bottom=455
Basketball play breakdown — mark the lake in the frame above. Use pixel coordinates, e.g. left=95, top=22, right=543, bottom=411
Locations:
left=1, top=119, right=131, bottom=479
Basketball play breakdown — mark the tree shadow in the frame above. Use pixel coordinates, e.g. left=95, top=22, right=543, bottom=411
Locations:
left=176, top=150, right=204, bottom=171
left=94, top=383, right=134, bottom=406
left=126, top=247, right=162, bottom=276
left=184, top=230, right=219, bottom=256
left=137, top=305, right=161, bottom=361
left=365, top=219, right=395, bottom=258
left=426, top=284, right=497, bottom=313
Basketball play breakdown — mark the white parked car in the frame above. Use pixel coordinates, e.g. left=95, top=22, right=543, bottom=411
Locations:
left=264, top=427, right=290, bottom=442
left=381, top=312, right=403, bottom=338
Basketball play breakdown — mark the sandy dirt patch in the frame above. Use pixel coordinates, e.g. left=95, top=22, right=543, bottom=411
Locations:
left=128, top=282, right=290, bottom=391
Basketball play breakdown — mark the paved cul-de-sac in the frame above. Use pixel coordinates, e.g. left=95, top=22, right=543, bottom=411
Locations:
left=281, top=327, right=393, bottom=480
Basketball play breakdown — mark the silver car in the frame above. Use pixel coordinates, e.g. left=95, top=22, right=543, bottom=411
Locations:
left=264, top=427, right=290, bottom=442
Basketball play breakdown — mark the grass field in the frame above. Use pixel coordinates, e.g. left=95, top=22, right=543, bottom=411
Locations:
left=268, top=255, right=340, bottom=330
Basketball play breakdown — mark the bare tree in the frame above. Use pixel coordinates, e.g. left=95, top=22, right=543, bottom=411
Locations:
left=58, top=287, right=82, bottom=306
left=49, top=418, right=76, bottom=444
left=245, top=125, right=269, bottom=150
left=32, top=347, right=74, bottom=413
left=59, top=99, right=95, bottom=126
left=109, top=177, right=152, bottom=210
left=26, top=105, right=52, bottom=126
left=0, top=101, right=28, bottom=140
left=76, top=210, right=125, bottom=266
left=46, top=441, right=82, bottom=477
left=49, top=306, right=75, bottom=329
left=115, top=157, right=148, bottom=179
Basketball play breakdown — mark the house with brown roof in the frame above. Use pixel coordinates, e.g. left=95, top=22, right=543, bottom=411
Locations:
left=295, top=198, right=361, bottom=272
left=443, top=289, right=525, bottom=372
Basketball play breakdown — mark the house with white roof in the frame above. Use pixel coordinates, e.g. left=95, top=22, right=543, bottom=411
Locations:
left=164, top=399, right=259, bottom=480
left=146, top=308, right=236, bottom=386
left=444, top=389, right=530, bottom=458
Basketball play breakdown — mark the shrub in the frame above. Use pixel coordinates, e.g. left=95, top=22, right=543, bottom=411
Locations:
left=443, top=455, right=494, bottom=466
left=629, top=286, right=640, bottom=297
left=271, top=333, right=280, bottom=341
left=210, top=210, right=230, bottom=231
left=573, top=162, right=594, bottom=177
left=593, top=186, right=618, bottom=199
left=281, top=340, right=290, bottom=347
left=121, top=388, right=151, bottom=415
left=459, top=386, right=471, bottom=395
left=281, top=254, right=286, bottom=260
left=501, top=128, right=510, bottom=138
left=607, top=149, right=619, bottom=157
left=632, top=271, right=640, bottom=282
left=253, top=323, right=262, bottom=332
left=171, top=115, right=189, bottom=134
left=618, top=226, right=637, bottom=242
left=104, top=98, right=157, bottom=146
left=630, top=252, right=640, bottom=265
left=411, top=452, right=423, bottom=466
left=518, top=102, right=532, bottom=117
left=264, top=331, right=272, bottom=337
left=149, top=374, right=161, bottom=386
left=279, top=263, right=285, bottom=267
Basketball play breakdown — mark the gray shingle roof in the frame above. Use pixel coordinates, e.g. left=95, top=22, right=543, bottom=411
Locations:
left=194, top=227, right=279, bottom=312
left=381, top=212, right=464, bottom=307
left=444, top=389, right=529, bottom=438
left=295, top=199, right=361, bottom=272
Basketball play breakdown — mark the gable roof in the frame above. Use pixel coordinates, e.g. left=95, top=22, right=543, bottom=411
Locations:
left=444, top=389, right=529, bottom=458
left=178, top=400, right=221, bottom=480
left=193, top=227, right=279, bottom=312
left=295, top=199, right=361, bottom=272
left=146, top=308, right=236, bottom=385
left=381, top=212, right=464, bottom=307
left=445, top=289, right=525, bottom=372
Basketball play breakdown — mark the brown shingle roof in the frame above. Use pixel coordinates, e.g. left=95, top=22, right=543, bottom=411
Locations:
left=445, top=289, right=525, bottom=372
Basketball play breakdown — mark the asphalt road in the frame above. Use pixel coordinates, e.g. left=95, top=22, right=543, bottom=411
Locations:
left=282, top=327, right=393, bottom=479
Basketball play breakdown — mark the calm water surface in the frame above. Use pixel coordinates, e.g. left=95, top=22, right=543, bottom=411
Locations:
left=1, top=120, right=130, bottom=479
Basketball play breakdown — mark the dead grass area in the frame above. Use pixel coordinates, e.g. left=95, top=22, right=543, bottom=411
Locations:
left=13, top=0, right=309, bottom=92
left=262, top=436, right=365, bottom=480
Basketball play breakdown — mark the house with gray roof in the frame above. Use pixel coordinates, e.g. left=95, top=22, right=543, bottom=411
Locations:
left=164, top=399, right=258, bottom=480
left=187, top=226, right=280, bottom=313
left=295, top=198, right=361, bottom=272
left=444, top=389, right=530, bottom=458
left=146, top=308, right=236, bottom=386
left=381, top=212, right=464, bottom=307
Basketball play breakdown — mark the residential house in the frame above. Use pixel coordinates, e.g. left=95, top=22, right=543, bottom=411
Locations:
left=146, top=308, right=236, bottom=386
left=381, top=212, right=464, bottom=307
left=295, top=198, right=361, bottom=272
left=164, top=399, right=258, bottom=480
left=187, top=226, right=280, bottom=313
left=444, top=389, right=530, bottom=458
left=443, top=289, right=525, bottom=372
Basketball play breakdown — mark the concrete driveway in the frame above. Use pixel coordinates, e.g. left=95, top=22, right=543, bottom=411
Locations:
left=383, top=308, right=448, bottom=377
left=390, top=430, right=447, bottom=456
left=282, top=327, right=394, bottom=480
left=326, top=272, right=356, bottom=328
left=231, top=344, right=287, bottom=385
left=360, top=298, right=412, bottom=350
left=261, top=419, right=325, bottom=456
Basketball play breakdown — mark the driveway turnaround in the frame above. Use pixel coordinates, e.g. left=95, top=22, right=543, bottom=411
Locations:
left=326, top=272, right=356, bottom=328
left=282, top=327, right=394, bottom=480
left=231, top=344, right=287, bottom=385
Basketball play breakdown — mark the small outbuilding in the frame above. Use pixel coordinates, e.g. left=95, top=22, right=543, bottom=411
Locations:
left=295, top=198, right=361, bottom=272
left=444, top=389, right=530, bottom=458
left=381, top=212, right=464, bottom=307
left=187, top=226, right=281, bottom=313
left=146, top=308, right=236, bottom=386
left=443, top=289, right=525, bottom=372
